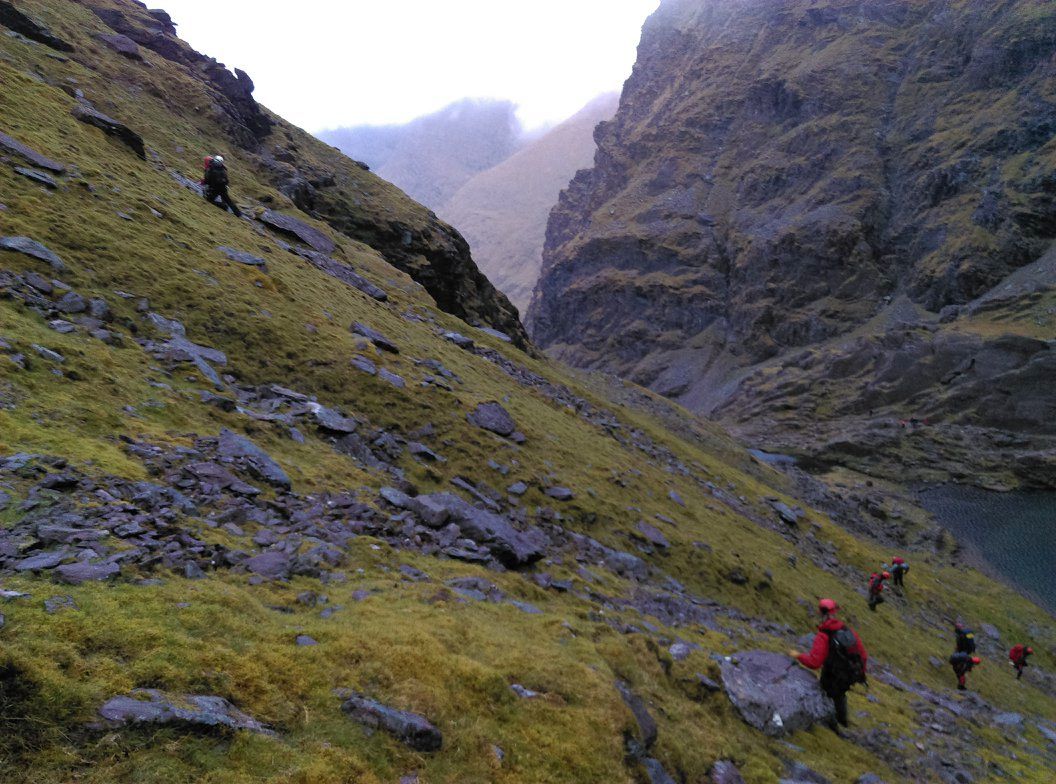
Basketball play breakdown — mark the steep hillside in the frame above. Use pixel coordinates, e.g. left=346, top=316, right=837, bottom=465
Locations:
left=442, top=93, right=619, bottom=312
left=528, top=0, right=1056, bottom=487
left=318, top=99, right=523, bottom=211
left=0, top=3, right=1054, bottom=784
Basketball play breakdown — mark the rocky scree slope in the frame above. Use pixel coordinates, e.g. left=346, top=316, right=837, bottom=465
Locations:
left=528, top=0, right=1056, bottom=487
left=0, top=1, right=1054, bottom=783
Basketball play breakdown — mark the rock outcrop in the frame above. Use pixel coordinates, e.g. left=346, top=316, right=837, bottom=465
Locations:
left=529, top=0, right=1056, bottom=486
left=720, top=651, right=835, bottom=736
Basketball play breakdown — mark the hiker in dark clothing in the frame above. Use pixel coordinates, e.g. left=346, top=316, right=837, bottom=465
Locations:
left=790, top=598, right=868, bottom=728
left=890, top=557, right=909, bottom=589
left=867, top=571, right=890, bottom=611
left=955, top=623, right=977, bottom=655
left=1010, top=645, right=1034, bottom=680
left=202, top=154, right=241, bottom=217
left=950, top=652, right=981, bottom=690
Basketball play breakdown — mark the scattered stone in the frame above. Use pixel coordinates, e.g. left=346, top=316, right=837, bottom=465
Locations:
left=379, top=368, right=405, bottom=389
left=54, top=561, right=120, bottom=584
left=545, top=487, right=573, bottom=501
left=720, top=651, right=835, bottom=736
left=13, top=166, right=57, bottom=188
left=31, top=344, right=64, bottom=363
left=44, top=594, right=77, bottom=613
left=56, top=291, right=86, bottom=313
left=467, top=401, right=516, bottom=437
left=0, top=490, right=9, bottom=510
left=980, top=623, right=1001, bottom=640
left=72, top=103, right=145, bottom=159
left=99, top=32, right=141, bottom=59
left=476, top=326, right=512, bottom=343
left=0, top=131, right=66, bottom=172
left=340, top=692, right=442, bottom=752
left=244, top=550, right=291, bottom=579
left=855, top=776, right=886, bottom=784
left=643, top=758, right=678, bottom=784
left=615, top=680, right=657, bottom=757
left=48, top=319, right=76, bottom=334
left=311, top=405, right=357, bottom=434
left=15, top=550, right=68, bottom=571
left=260, top=210, right=335, bottom=254
left=99, top=689, right=274, bottom=735
left=634, top=521, right=670, bottom=548
left=442, top=332, right=474, bottom=349
left=711, top=761, right=747, bottom=784
left=350, top=355, right=377, bottom=375
left=218, top=429, right=291, bottom=490
left=218, top=246, right=267, bottom=269
left=770, top=501, right=803, bottom=526
left=510, top=684, right=540, bottom=699
left=295, top=634, right=318, bottom=647
left=350, top=322, right=399, bottom=353
left=298, top=249, right=388, bottom=301
left=668, top=641, right=696, bottom=661
left=410, top=492, right=546, bottom=567
left=0, top=236, right=66, bottom=271
left=0, top=2, right=74, bottom=51
left=507, top=481, right=528, bottom=496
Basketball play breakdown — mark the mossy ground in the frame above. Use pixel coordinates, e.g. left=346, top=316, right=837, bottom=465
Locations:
left=0, top=2, right=1054, bottom=782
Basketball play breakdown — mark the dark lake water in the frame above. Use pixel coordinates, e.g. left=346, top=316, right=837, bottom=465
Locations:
left=917, top=485, right=1056, bottom=614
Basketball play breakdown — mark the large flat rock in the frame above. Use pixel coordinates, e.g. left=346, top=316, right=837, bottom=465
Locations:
left=720, top=650, right=835, bottom=736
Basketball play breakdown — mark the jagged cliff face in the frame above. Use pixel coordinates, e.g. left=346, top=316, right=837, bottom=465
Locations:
left=529, top=0, right=1056, bottom=486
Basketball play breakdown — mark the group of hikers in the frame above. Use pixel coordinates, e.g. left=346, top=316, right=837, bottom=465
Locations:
left=790, top=556, right=1038, bottom=730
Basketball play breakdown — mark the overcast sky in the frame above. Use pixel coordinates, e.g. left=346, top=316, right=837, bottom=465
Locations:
left=158, top=0, right=659, bottom=133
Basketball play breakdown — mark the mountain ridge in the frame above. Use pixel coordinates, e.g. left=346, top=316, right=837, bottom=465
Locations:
left=528, top=0, right=1056, bottom=488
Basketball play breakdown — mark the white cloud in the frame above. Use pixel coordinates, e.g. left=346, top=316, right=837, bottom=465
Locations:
left=157, top=0, right=658, bottom=131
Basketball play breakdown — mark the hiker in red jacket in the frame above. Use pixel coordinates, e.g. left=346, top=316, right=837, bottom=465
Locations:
left=790, top=599, right=868, bottom=728
left=1009, top=645, right=1034, bottom=680
left=868, top=571, right=890, bottom=611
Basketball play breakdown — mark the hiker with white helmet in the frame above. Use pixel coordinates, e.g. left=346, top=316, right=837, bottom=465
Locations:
left=201, top=154, right=241, bottom=217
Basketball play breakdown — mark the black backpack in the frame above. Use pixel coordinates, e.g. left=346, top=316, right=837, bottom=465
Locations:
left=956, top=628, right=976, bottom=654
left=825, top=627, right=866, bottom=687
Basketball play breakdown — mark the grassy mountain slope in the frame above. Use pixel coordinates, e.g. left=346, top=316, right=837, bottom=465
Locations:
left=0, top=2, right=1053, bottom=783
left=441, top=93, right=619, bottom=312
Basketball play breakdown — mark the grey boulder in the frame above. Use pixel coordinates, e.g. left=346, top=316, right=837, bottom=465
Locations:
left=218, top=429, right=291, bottom=490
left=467, top=401, right=516, bottom=437
left=410, top=492, right=547, bottom=567
left=341, top=692, right=442, bottom=752
left=720, top=650, right=835, bottom=736
left=260, top=210, right=335, bottom=254
left=0, top=236, right=66, bottom=271
left=99, top=689, right=273, bottom=735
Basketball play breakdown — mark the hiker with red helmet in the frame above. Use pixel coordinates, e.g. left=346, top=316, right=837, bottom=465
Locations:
left=789, top=599, right=868, bottom=728
left=890, top=556, right=909, bottom=589
left=950, top=651, right=981, bottom=690
left=1009, top=644, right=1034, bottom=680
left=867, top=570, right=890, bottom=611
left=201, top=154, right=242, bottom=217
